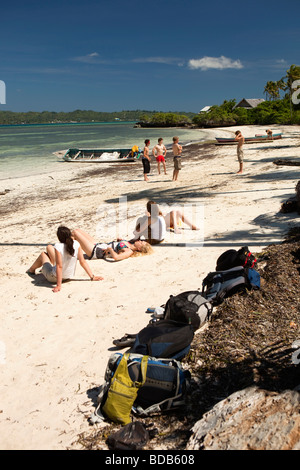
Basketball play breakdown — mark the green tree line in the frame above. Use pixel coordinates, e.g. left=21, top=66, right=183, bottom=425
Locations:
left=138, top=112, right=193, bottom=127
left=193, top=64, right=300, bottom=127
left=0, top=109, right=196, bottom=126
left=192, top=96, right=300, bottom=127
left=0, top=109, right=153, bottom=125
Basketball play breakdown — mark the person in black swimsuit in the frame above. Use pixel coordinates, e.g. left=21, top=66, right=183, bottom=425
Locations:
left=72, top=229, right=153, bottom=261
left=142, top=139, right=151, bottom=181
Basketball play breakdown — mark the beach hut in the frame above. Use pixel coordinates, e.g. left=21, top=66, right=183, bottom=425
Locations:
left=199, top=106, right=211, bottom=113
left=233, top=98, right=265, bottom=109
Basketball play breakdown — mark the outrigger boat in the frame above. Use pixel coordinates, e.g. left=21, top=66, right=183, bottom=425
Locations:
left=62, top=146, right=140, bottom=162
left=215, top=132, right=282, bottom=145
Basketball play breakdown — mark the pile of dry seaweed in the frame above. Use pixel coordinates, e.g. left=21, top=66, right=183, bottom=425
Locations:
left=75, top=227, right=300, bottom=450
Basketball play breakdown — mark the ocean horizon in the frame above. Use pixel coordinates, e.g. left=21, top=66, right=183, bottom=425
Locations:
left=0, top=120, right=137, bottom=128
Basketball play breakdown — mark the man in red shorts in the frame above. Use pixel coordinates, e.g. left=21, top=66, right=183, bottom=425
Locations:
left=152, top=137, right=167, bottom=175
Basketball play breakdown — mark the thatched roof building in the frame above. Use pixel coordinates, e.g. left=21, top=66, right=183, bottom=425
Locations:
left=233, top=98, right=265, bottom=109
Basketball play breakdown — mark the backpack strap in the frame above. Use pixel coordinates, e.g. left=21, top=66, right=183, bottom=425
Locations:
left=89, top=383, right=109, bottom=424
left=243, top=251, right=257, bottom=268
left=125, top=353, right=148, bottom=387
left=133, top=367, right=185, bottom=416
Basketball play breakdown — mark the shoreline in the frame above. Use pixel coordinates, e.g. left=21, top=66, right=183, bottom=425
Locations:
left=0, top=124, right=299, bottom=450
left=0, top=124, right=208, bottom=183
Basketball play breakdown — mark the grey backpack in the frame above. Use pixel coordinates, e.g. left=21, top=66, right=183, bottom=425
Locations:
left=202, top=266, right=260, bottom=305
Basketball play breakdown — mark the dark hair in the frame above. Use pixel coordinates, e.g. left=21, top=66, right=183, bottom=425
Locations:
left=144, top=139, right=150, bottom=145
left=57, top=226, right=74, bottom=256
left=146, top=200, right=161, bottom=217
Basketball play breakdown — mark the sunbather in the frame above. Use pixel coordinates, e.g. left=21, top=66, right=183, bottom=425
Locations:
left=133, top=201, right=200, bottom=238
left=132, top=201, right=167, bottom=244
left=164, top=205, right=200, bottom=234
left=27, top=226, right=103, bottom=292
left=72, top=228, right=153, bottom=261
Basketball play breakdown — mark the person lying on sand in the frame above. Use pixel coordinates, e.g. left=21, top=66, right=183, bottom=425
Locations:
left=132, top=200, right=200, bottom=239
left=27, top=226, right=103, bottom=292
left=164, top=205, right=200, bottom=234
left=72, top=228, right=153, bottom=261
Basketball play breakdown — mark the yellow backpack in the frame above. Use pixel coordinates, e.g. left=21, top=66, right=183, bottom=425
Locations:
left=101, top=353, right=148, bottom=425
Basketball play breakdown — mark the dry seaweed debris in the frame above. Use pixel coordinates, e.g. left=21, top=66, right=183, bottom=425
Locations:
left=186, top=227, right=300, bottom=418
left=76, top=227, right=300, bottom=451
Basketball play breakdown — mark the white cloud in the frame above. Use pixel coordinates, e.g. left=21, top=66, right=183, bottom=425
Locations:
left=72, top=52, right=103, bottom=63
left=70, top=53, right=244, bottom=71
left=188, top=56, right=244, bottom=71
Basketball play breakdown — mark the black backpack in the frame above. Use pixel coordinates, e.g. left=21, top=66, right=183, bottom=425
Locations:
left=163, top=291, right=213, bottom=332
left=216, top=246, right=257, bottom=271
left=129, top=319, right=194, bottom=361
left=202, top=266, right=260, bottom=305
left=107, top=422, right=151, bottom=450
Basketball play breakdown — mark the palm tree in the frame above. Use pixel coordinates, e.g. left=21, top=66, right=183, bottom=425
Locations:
left=264, top=81, right=271, bottom=100
left=276, top=78, right=286, bottom=97
left=264, top=81, right=280, bottom=101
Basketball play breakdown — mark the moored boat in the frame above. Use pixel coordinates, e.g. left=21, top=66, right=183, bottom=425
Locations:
left=215, top=132, right=282, bottom=145
left=62, top=147, right=141, bottom=162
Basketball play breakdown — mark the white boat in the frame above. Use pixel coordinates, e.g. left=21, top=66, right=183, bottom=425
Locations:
left=59, top=147, right=140, bottom=163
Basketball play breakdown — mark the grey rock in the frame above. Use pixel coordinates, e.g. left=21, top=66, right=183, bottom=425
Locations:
left=187, top=386, right=300, bottom=450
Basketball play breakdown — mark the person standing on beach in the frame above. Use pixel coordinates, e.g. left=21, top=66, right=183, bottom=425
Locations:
left=142, top=139, right=151, bottom=181
left=152, top=137, right=167, bottom=175
left=172, top=136, right=182, bottom=181
left=235, top=130, right=244, bottom=174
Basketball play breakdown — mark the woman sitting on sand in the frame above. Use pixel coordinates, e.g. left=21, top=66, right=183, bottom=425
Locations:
left=27, top=226, right=104, bottom=292
left=132, top=200, right=199, bottom=240
left=132, top=201, right=167, bottom=244
left=72, top=228, right=153, bottom=261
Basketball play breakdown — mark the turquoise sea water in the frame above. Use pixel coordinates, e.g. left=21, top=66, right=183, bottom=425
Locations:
left=0, top=122, right=208, bottom=180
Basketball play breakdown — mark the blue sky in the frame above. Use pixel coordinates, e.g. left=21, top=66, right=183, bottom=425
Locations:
left=0, top=0, right=299, bottom=113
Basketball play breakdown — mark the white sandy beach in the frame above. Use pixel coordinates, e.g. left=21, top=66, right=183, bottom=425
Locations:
left=0, top=124, right=299, bottom=450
